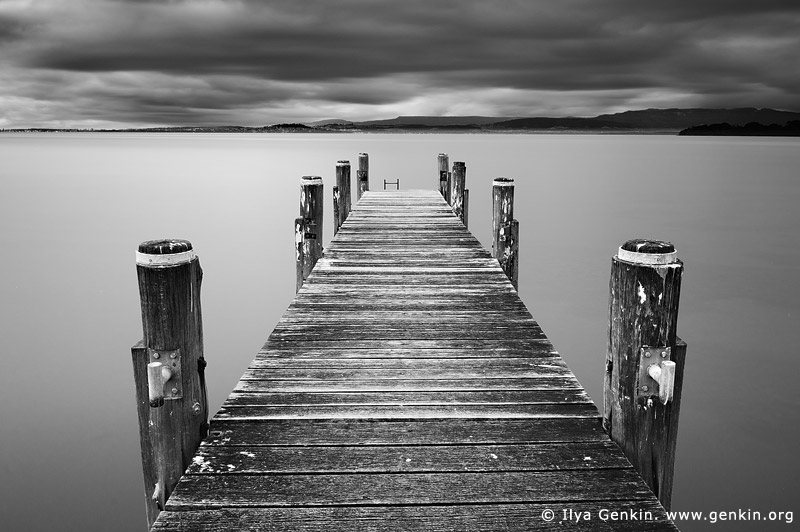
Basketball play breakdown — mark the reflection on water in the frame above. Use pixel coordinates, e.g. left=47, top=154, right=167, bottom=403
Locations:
left=0, top=133, right=798, bottom=531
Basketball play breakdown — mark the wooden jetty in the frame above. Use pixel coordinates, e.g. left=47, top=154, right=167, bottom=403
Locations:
left=139, top=186, right=683, bottom=531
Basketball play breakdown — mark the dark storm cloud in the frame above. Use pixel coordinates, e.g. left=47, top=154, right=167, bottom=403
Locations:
left=1, top=0, right=799, bottom=127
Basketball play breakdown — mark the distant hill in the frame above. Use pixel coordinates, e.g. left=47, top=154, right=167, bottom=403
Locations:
left=487, top=116, right=631, bottom=130
left=593, top=108, right=800, bottom=130
left=350, top=108, right=800, bottom=132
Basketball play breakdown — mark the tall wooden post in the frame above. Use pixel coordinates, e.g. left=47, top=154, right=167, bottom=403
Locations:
left=132, top=239, right=208, bottom=529
left=297, top=175, right=323, bottom=291
left=605, top=239, right=686, bottom=510
left=336, top=160, right=351, bottom=226
left=451, top=161, right=466, bottom=223
left=357, top=153, right=369, bottom=200
left=437, top=153, right=449, bottom=198
left=492, top=178, right=519, bottom=289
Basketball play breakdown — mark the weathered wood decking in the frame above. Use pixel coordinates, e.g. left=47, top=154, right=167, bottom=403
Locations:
left=153, top=190, right=678, bottom=531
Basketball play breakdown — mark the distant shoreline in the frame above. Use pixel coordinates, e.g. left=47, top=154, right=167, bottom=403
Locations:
left=0, top=127, right=681, bottom=135
left=4, top=107, right=800, bottom=136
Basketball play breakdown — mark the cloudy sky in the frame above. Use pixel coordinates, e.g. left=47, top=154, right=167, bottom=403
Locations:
left=1, top=0, right=799, bottom=128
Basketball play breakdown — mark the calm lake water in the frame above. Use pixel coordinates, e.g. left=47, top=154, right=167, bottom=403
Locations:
left=1, top=133, right=798, bottom=531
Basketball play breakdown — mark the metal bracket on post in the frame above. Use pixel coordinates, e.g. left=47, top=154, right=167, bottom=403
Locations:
left=637, top=346, right=675, bottom=404
left=148, top=348, right=182, bottom=400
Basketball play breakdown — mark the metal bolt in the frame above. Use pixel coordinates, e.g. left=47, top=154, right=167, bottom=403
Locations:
left=192, top=402, right=202, bottom=415
left=170, top=353, right=177, bottom=359
left=645, top=351, right=651, bottom=358
left=641, top=385, right=649, bottom=392
left=153, top=352, right=160, bottom=359
left=172, top=388, right=178, bottom=395
left=661, top=351, right=667, bottom=358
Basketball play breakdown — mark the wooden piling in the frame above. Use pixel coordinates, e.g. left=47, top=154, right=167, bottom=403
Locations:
left=357, top=153, right=369, bottom=200
left=333, top=186, right=341, bottom=235
left=294, top=217, right=306, bottom=293
left=437, top=153, right=449, bottom=198
left=298, top=175, right=323, bottom=289
left=451, top=161, right=466, bottom=223
left=445, top=171, right=452, bottom=204
left=463, top=189, right=470, bottom=229
left=336, top=160, right=351, bottom=225
left=132, top=239, right=208, bottom=529
left=492, top=178, right=519, bottom=289
left=605, top=239, right=685, bottom=510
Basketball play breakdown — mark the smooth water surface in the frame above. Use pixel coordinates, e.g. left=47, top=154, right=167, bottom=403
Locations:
left=1, top=133, right=798, bottom=531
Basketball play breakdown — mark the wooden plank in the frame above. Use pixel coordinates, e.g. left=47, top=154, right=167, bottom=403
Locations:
left=268, top=325, right=542, bottom=333
left=321, top=248, right=492, bottom=255
left=248, top=358, right=568, bottom=370
left=215, top=404, right=598, bottom=421
left=258, top=338, right=556, bottom=351
left=280, top=309, right=536, bottom=319
left=166, top=469, right=653, bottom=509
left=223, top=390, right=593, bottom=407
left=234, top=377, right=583, bottom=392
left=303, top=277, right=514, bottom=285
left=267, top=330, right=547, bottom=341
left=154, top=501, right=679, bottom=532
left=239, top=368, right=572, bottom=383
left=269, top=324, right=543, bottom=335
left=287, top=303, right=533, bottom=313
left=204, top=418, right=605, bottom=446
left=279, top=307, right=537, bottom=317
left=296, top=287, right=520, bottom=296
left=187, top=441, right=625, bottom=474
left=256, top=345, right=558, bottom=359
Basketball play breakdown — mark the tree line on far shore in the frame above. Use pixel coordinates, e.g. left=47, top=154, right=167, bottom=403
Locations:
left=679, top=120, right=800, bottom=136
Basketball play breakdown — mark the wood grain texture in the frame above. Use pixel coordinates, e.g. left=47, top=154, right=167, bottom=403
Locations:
left=154, top=501, right=679, bottom=532
left=222, top=390, right=593, bottom=407
left=234, top=377, right=584, bottom=393
left=492, top=179, right=519, bottom=288
left=605, top=242, right=684, bottom=510
left=294, top=217, right=305, bottom=292
left=357, top=153, right=369, bottom=200
left=332, top=186, right=341, bottom=236
left=151, top=190, right=675, bottom=531
left=166, top=469, right=654, bottom=509
left=298, top=176, right=323, bottom=289
left=438, top=153, right=449, bottom=198
left=203, top=418, right=607, bottom=446
left=135, top=242, right=208, bottom=528
left=335, top=161, right=351, bottom=227
left=186, top=441, right=626, bottom=474
left=450, top=161, right=466, bottom=223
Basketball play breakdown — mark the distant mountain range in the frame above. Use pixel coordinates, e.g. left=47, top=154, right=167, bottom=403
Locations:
left=7, top=108, right=800, bottom=134
left=315, top=108, right=800, bottom=132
